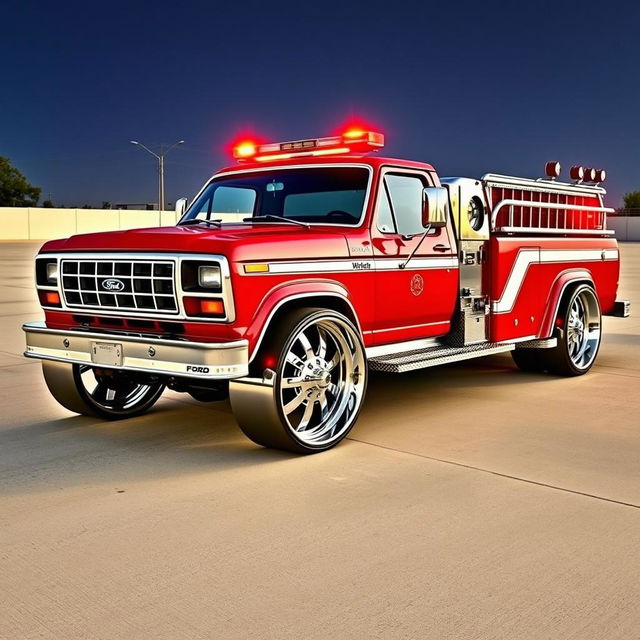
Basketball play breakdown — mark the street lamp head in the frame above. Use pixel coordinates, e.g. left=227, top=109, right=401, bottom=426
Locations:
left=130, top=140, right=139, bottom=145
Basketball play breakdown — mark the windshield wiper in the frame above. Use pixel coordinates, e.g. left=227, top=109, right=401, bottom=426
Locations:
left=242, top=215, right=309, bottom=228
left=178, top=218, right=223, bottom=227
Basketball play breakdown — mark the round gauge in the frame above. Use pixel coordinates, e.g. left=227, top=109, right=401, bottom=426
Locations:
left=467, top=196, right=484, bottom=231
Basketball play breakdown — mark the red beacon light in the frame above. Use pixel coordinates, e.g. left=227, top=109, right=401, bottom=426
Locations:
left=570, top=165, right=585, bottom=181
left=233, top=129, right=385, bottom=163
left=544, top=161, right=561, bottom=179
left=234, top=141, right=258, bottom=159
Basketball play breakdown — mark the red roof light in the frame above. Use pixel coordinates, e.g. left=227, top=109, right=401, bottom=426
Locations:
left=233, top=129, right=385, bottom=163
left=234, top=141, right=258, bottom=158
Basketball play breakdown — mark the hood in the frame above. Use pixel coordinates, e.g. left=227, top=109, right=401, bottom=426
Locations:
left=39, top=223, right=352, bottom=262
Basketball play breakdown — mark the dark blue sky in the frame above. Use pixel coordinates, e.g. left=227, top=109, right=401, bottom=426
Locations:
left=2, top=0, right=638, bottom=207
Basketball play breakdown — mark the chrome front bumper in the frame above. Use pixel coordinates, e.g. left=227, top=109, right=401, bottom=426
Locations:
left=23, top=322, right=249, bottom=379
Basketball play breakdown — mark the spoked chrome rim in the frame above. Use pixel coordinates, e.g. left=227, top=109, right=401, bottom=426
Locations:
left=566, top=288, right=601, bottom=370
left=278, top=316, right=366, bottom=447
left=75, top=364, right=163, bottom=413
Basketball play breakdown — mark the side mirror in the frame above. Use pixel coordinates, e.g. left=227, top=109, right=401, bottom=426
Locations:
left=422, top=187, right=448, bottom=228
left=175, top=197, right=188, bottom=218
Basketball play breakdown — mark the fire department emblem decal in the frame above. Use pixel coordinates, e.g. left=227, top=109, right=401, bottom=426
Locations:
left=410, top=274, right=424, bottom=296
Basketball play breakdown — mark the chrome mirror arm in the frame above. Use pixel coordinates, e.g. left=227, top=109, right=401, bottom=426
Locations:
left=400, top=224, right=432, bottom=270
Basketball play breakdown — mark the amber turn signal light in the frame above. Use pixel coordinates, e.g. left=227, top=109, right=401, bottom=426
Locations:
left=183, top=296, right=225, bottom=317
left=39, top=290, right=61, bottom=307
left=201, top=300, right=225, bottom=315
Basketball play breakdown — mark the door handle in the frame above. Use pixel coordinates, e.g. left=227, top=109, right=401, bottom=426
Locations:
left=433, top=244, right=450, bottom=252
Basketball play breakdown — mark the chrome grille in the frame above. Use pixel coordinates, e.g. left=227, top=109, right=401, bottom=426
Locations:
left=60, top=259, right=178, bottom=314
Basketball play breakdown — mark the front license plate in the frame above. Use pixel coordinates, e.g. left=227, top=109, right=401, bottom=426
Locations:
left=90, top=342, right=123, bottom=367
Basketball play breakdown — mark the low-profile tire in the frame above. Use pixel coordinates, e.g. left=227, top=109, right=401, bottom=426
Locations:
left=231, top=308, right=368, bottom=454
left=511, top=348, right=549, bottom=373
left=42, top=361, right=165, bottom=420
left=544, top=284, right=602, bottom=377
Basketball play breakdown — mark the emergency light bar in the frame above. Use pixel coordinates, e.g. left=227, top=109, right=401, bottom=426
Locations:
left=233, top=130, right=385, bottom=163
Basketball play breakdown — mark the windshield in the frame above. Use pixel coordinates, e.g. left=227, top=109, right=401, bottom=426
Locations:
left=182, top=166, right=370, bottom=226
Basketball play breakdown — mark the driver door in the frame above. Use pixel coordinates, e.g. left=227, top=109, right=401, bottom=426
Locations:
left=371, top=169, right=458, bottom=344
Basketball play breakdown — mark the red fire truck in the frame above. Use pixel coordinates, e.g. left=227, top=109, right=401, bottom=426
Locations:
left=24, top=129, right=630, bottom=452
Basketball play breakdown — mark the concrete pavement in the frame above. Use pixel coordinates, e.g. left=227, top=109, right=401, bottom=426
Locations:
left=1, top=241, right=639, bottom=639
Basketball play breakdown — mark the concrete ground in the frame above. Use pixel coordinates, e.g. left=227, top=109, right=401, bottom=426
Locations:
left=0, top=241, right=638, bottom=640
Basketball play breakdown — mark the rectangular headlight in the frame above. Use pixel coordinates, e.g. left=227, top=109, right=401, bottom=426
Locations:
left=198, top=265, right=222, bottom=289
left=46, top=262, right=58, bottom=283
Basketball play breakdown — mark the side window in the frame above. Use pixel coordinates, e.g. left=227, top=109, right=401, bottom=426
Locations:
left=376, top=185, right=396, bottom=233
left=384, top=174, right=425, bottom=236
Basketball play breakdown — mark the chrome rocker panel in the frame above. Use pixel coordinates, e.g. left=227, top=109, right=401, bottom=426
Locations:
left=23, top=322, right=248, bottom=379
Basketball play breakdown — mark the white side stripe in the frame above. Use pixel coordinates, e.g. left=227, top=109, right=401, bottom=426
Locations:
left=253, top=257, right=459, bottom=275
left=493, top=248, right=618, bottom=313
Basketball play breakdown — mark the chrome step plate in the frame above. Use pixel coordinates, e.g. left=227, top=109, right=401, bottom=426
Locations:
left=368, top=342, right=515, bottom=373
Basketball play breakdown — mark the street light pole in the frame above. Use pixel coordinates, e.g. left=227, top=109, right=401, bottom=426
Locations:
left=130, top=139, right=184, bottom=211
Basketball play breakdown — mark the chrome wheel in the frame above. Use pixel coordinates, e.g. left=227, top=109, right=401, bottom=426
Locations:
left=277, top=314, right=366, bottom=448
left=230, top=308, right=367, bottom=453
left=544, top=284, right=601, bottom=377
left=42, top=361, right=165, bottom=419
left=75, top=365, right=165, bottom=415
left=565, top=288, right=600, bottom=370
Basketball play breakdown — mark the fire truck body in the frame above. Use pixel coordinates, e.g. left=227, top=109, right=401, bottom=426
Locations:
left=23, top=131, right=629, bottom=453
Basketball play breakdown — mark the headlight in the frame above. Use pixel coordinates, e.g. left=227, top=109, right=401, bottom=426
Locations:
left=46, top=262, right=59, bottom=284
left=198, top=265, right=222, bottom=289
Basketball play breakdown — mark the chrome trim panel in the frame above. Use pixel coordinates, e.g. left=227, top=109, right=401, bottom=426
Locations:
left=515, top=337, right=558, bottom=349
left=23, top=322, right=248, bottom=379
left=35, top=252, right=236, bottom=323
left=366, top=337, right=439, bottom=358
left=368, top=342, right=515, bottom=373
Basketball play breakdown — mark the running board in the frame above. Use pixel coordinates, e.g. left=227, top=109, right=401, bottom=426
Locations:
left=368, top=342, right=515, bottom=373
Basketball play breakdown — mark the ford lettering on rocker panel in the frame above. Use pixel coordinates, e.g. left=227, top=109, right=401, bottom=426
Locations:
left=23, top=130, right=630, bottom=453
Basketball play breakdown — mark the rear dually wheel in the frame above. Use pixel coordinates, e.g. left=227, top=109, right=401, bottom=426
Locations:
left=545, top=284, right=602, bottom=376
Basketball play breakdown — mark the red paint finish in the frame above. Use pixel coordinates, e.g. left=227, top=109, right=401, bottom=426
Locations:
left=35, top=154, right=623, bottom=362
left=489, top=236, right=619, bottom=342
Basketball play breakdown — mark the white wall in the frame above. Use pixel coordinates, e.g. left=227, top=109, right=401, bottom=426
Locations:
left=607, top=216, right=640, bottom=242
left=0, top=207, right=180, bottom=241
left=3, top=207, right=638, bottom=242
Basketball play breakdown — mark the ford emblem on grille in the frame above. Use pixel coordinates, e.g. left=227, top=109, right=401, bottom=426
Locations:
left=101, top=278, right=125, bottom=292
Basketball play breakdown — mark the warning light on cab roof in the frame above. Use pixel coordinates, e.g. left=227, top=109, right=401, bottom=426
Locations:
left=234, top=141, right=258, bottom=158
left=232, top=129, right=384, bottom=163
